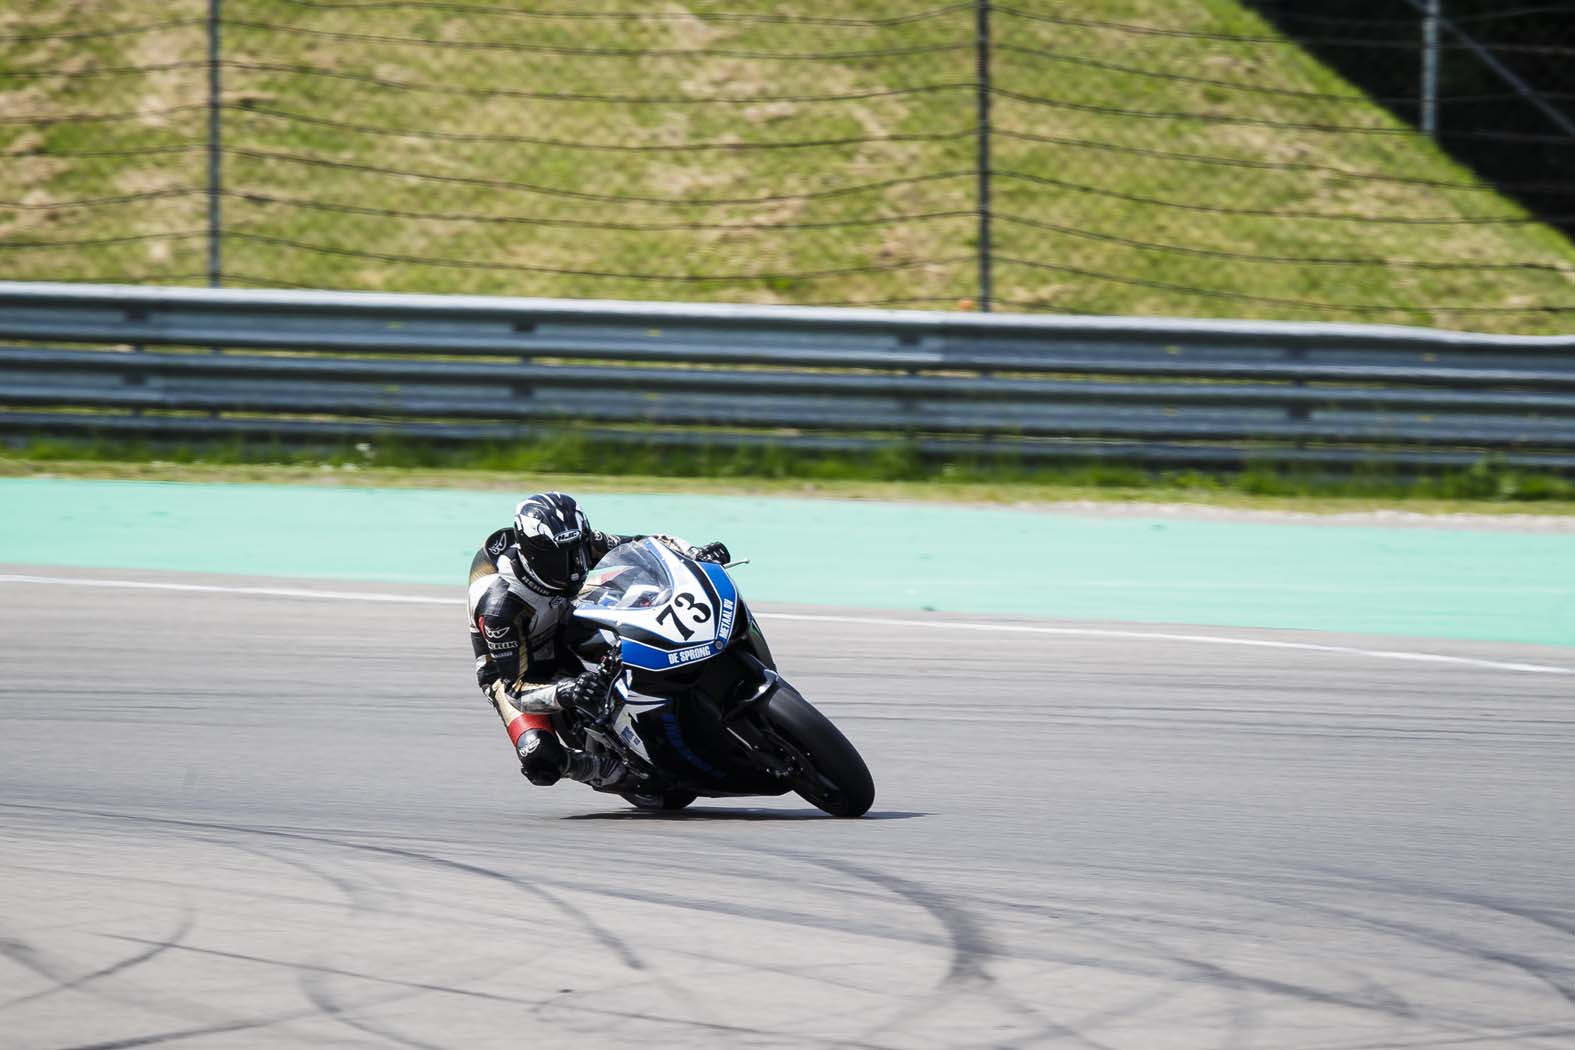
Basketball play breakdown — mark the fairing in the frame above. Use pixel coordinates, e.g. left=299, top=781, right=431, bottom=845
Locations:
left=574, top=540, right=740, bottom=673
left=568, top=539, right=785, bottom=796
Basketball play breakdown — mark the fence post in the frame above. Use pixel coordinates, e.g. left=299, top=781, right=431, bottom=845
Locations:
left=207, top=0, right=223, bottom=288
left=1420, top=0, right=1440, bottom=136
left=1400, top=0, right=1575, bottom=137
left=974, top=0, right=993, bottom=312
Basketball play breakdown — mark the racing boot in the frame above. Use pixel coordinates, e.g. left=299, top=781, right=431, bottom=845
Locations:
left=563, top=749, right=637, bottom=791
left=517, top=728, right=569, bottom=786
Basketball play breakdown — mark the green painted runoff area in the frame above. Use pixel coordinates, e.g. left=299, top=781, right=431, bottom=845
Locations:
left=1, top=478, right=1570, bottom=647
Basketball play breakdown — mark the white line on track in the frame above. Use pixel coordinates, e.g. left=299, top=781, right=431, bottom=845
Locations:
left=0, top=573, right=452, bottom=605
left=759, top=612, right=1573, bottom=677
left=2, top=572, right=1569, bottom=677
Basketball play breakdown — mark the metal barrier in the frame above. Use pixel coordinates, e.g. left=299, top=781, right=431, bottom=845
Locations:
left=2, top=281, right=1574, bottom=469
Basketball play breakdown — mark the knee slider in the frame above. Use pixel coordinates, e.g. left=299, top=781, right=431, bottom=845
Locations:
left=517, top=729, right=566, bottom=786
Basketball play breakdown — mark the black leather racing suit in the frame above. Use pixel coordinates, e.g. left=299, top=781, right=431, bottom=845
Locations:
left=467, top=526, right=638, bottom=785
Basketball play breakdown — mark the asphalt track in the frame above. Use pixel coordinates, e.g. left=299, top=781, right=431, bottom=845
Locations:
left=2, top=567, right=1573, bottom=1050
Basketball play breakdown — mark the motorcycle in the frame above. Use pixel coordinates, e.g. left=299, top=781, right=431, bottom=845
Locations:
left=557, top=537, right=875, bottom=818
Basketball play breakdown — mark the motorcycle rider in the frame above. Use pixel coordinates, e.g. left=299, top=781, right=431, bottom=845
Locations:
left=468, top=491, right=730, bottom=790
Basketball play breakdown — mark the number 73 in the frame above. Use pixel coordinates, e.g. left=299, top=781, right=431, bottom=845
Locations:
left=656, top=592, right=711, bottom=640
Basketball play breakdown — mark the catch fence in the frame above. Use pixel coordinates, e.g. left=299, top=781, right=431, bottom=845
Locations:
left=2, top=1, right=1574, bottom=331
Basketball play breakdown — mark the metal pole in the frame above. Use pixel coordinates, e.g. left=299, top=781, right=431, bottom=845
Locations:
left=974, top=0, right=992, bottom=312
left=207, top=0, right=222, bottom=287
left=1400, top=0, right=1575, bottom=137
left=1420, top=0, right=1440, bottom=136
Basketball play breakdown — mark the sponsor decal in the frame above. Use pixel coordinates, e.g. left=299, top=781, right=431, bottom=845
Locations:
left=716, top=597, right=736, bottom=641
left=661, top=710, right=722, bottom=776
left=666, top=644, right=712, bottom=666
left=620, top=725, right=641, bottom=748
left=554, top=528, right=582, bottom=545
left=487, top=639, right=519, bottom=651
left=484, top=624, right=510, bottom=640
left=487, top=535, right=508, bottom=556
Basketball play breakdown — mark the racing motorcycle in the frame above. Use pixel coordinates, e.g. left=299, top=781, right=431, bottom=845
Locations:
left=556, top=537, right=875, bottom=817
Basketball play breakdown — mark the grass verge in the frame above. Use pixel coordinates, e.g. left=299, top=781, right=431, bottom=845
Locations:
left=5, top=435, right=1574, bottom=517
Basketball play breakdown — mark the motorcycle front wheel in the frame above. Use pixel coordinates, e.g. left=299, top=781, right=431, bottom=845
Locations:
left=764, top=686, right=875, bottom=818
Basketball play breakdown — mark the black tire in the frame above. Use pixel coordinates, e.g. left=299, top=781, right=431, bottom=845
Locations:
left=620, top=789, right=698, bottom=811
left=764, top=686, right=875, bottom=817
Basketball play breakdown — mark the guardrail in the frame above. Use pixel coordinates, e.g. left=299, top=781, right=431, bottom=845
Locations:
left=2, top=281, right=1574, bottom=469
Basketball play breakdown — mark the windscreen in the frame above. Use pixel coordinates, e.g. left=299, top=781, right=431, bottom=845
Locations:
left=575, top=540, right=673, bottom=610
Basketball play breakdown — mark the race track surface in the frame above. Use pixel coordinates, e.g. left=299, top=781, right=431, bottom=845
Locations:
left=2, top=568, right=1573, bottom=1050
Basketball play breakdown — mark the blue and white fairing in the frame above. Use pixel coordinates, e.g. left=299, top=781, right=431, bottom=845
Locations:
left=572, top=539, right=741, bottom=674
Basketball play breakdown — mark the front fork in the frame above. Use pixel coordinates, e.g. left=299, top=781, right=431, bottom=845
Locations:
left=720, top=653, right=800, bottom=781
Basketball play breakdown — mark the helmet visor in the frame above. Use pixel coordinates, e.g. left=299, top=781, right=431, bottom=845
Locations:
left=520, top=531, right=591, bottom=591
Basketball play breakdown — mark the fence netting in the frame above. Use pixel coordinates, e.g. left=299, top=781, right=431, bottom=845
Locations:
left=3, top=0, right=1572, bottom=331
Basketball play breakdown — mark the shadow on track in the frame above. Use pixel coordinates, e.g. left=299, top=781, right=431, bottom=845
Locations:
left=563, top=807, right=927, bottom=822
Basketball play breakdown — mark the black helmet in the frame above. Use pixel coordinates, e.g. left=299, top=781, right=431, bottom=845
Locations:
left=512, top=492, right=594, bottom=594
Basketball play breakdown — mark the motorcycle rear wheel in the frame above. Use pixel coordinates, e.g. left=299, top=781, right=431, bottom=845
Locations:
left=620, top=789, right=698, bottom=811
left=764, top=686, right=875, bottom=817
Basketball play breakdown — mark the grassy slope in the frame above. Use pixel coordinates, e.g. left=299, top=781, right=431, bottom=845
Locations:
left=1, top=0, right=1573, bottom=331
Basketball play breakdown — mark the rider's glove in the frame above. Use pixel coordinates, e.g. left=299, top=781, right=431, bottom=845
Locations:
left=649, top=534, right=692, bottom=555
left=691, top=541, right=731, bottom=564
left=557, top=649, right=623, bottom=714
left=475, top=656, right=500, bottom=693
